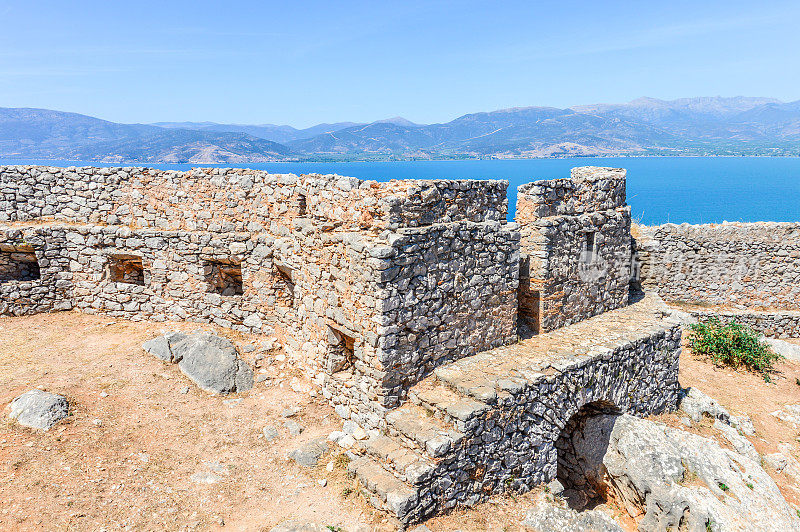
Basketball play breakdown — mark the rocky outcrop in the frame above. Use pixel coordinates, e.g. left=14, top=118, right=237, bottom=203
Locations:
left=569, top=413, right=800, bottom=532
left=143, top=332, right=253, bottom=394
left=522, top=499, right=623, bottom=531
left=679, top=387, right=730, bottom=423
left=8, top=390, right=69, bottom=430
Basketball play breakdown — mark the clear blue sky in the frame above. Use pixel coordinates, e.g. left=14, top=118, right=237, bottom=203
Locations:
left=2, top=0, right=799, bottom=127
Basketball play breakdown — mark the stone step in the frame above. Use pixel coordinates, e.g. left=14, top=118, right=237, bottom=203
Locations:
left=385, top=403, right=465, bottom=458
left=355, top=433, right=436, bottom=486
left=410, top=379, right=490, bottom=429
left=347, top=455, right=419, bottom=522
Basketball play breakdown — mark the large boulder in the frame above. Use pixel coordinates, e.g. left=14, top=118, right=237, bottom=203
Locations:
left=143, top=332, right=253, bottom=394
left=570, top=413, right=800, bottom=532
left=9, top=390, right=69, bottom=430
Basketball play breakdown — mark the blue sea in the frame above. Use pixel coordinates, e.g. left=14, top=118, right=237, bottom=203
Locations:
left=2, top=156, right=799, bottom=225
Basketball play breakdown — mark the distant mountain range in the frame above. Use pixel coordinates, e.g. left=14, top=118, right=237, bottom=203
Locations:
left=1, top=97, right=799, bottom=163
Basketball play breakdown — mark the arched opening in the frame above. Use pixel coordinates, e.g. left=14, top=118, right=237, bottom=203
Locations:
left=555, top=400, right=620, bottom=510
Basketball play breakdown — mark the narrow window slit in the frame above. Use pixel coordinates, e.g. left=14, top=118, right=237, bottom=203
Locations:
left=583, top=231, right=596, bottom=264
left=275, top=262, right=296, bottom=303
left=327, top=326, right=356, bottom=374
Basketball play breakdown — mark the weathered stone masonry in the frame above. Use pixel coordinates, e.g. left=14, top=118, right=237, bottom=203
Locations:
left=1, top=164, right=684, bottom=523
left=634, top=222, right=800, bottom=337
left=517, top=167, right=631, bottom=334
left=0, top=165, right=518, bottom=428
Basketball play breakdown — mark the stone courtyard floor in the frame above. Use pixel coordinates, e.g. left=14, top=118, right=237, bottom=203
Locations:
left=2, top=311, right=800, bottom=531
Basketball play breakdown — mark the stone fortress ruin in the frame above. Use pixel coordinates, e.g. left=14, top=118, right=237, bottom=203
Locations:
left=1, top=163, right=795, bottom=523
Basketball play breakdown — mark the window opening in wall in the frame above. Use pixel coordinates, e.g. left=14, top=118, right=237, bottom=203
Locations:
left=275, top=263, right=296, bottom=303
left=107, top=254, right=145, bottom=285
left=582, top=231, right=596, bottom=264
left=0, top=245, right=40, bottom=283
left=517, top=254, right=541, bottom=338
left=298, top=193, right=307, bottom=216
left=327, top=326, right=356, bottom=374
left=205, top=260, right=243, bottom=296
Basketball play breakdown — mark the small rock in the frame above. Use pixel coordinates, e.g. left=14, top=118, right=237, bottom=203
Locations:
left=764, top=453, right=789, bottom=472
left=190, top=471, right=222, bottom=484
left=337, top=435, right=356, bottom=449
left=99, top=392, right=109, bottom=398
left=317, top=478, right=327, bottom=487
left=327, top=431, right=345, bottom=444
left=180, top=386, right=190, bottom=394
left=679, top=387, right=730, bottom=423
left=256, top=375, right=269, bottom=383
left=679, top=417, right=692, bottom=427
left=771, top=408, right=800, bottom=426
left=730, top=414, right=756, bottom=436
left=281, top=406, right=301, bottom=418
left=8, top=390, right=69, bottom=431
left=263, top=426, right=279, bottom=441
left=92, top=419, right=103, bottom=427
left=222, top=398, right=242, bottom=407
left=546, top=478, right=564, bottom=496
left=326, top=461, right=335, bottom=472
left=409, top=526, right=433, bottom=532
left=289, top=438, right=329, bottom=467
left=284, top=419, right=304, bottom=436
left=352, top=426, right=368, bottom=440
left=766, top=338, right=800, bottom=362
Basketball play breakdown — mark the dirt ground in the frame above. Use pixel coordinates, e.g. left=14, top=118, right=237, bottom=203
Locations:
left=1, top=312, right=800, bottom=531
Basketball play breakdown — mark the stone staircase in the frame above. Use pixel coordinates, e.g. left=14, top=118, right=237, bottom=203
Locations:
left=346, top=293, right=683, bottom=524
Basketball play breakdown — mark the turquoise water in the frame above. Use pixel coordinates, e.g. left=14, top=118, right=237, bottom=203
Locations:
left=3, top=157, right=799, bottom=225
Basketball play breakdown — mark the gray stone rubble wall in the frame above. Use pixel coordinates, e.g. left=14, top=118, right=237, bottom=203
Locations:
left=517, top=167, right=631, bottom=332
left=378, top=220, right=519, bottom=406
left=395, top=297, right=682, bottom=522
left=0, top=165, right=516, bottom=429
left=0, top=165, right=508, bottom=229
left=635, top=222, right=800, bottom=311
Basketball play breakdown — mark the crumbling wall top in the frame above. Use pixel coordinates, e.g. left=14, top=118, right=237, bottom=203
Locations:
left=516, top=166, right=626, bottom=220
left=0, top=165, right=509, bottom=231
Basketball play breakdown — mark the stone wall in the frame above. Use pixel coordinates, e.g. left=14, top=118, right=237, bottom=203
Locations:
left=0, top=227, right=73, bottom=316
left=689, top=309, right=800, bottom=339
left=517, top=167, right=631, bottom=333
left=0, top=165, right=517, bottom=429
left=348, top=293, right=682, bottom=523
left=634, top=222, right=800, bottom=311
left=414, top=301, right=681, bottom=521
left=373, top=220, right=519, bottom=407
left=0, top=165, right=508, bottom=230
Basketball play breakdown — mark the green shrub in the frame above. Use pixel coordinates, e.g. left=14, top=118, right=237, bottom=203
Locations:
left=688, top=318, right=782, bottom=382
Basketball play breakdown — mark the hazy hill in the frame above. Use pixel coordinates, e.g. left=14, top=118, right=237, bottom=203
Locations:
left=0, top=108, right=292, bottom=163
left=2, top=97, right=799, bottom=163
left=151, top=120, right=362, bottom=144
left=288, top=97, right=800, bottom=158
